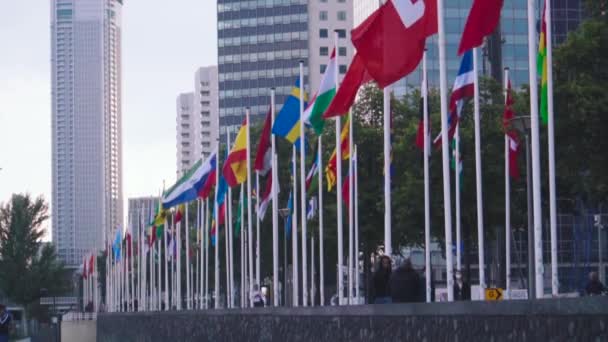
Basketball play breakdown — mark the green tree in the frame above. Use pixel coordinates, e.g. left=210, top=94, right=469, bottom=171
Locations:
left=0, top=194, right=70, bottom=311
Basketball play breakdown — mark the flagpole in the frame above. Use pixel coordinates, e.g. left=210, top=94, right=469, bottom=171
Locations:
left=298, top=61, right=309, bottom=307
left=334, top=30, right=345, bottom=306
left=318, top=137, right=325, bottom=306
left=437, top=0, right=455, bottom=301
left=455, top=125, right=462, bottom=273
left=225, top=128, right=232, bottom=308
left=354, top=145, right=360, bottom=304
left=245, top=107, right=255, bottom=307
left=196, top=200, right=200, bottom=309
left=270, top=88, right=280, bottom=307
left=239, top=184, right=245, bottom=308
left=348, top=108, right=354, bottom=304
left=255, top=171, right=261, bottom=289
left=157, top=237, right=161, bottom=310
left=162, top=216, right=168, bottom=310
left=383, top=85, right=392, bottom=260
left=472, top=47, right=486, bottom=298
left=204, top=198, right=210, bottom=309
left=311, top=235, right=315, bottom=306
left=130, top=224, right=135, bottom=311
left=545, top=0, right=558, bottom=297
left=199, top=199, right=204, bottom=309
left=215, top=149, right=221, bottom=309
left=185, top=204, right=192, bottom=309
left=422, top=49, right=432, bottom=303
left=504, top=68, right=512, bottom=298
left=527, top=0, right=544, bottom=299
left=292, top=146, right=299, bottom=307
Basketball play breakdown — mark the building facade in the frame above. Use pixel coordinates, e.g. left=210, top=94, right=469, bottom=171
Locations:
left=127, top=197, right=159, bottom=241
left=194, top=66, right=219, bottom=160
left=217, top=0, right=354, bottom=137
left=176, top=92, right=196, bottom=176
left=353, top=0, right=584, bottom=95
left=51, top=0, right=124, bottom=267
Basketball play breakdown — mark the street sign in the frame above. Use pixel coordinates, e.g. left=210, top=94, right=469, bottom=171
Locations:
left=485, top=288, right=504, bottom=301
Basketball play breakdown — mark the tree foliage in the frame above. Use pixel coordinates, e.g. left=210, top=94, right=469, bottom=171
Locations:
left=0, top=194, right=70, bottom=308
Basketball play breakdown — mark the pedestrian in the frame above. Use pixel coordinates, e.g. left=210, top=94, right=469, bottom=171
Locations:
left=372, top=255, right=392, bottom=304
left=390, top=259, right=421, bottom=303
left=453, top=270, right=471, bottom=301
left=586, top=272, right=605, bottom=296
left=0, top=304, right=11, bottom=342
left=251, top=284, right=265, bottom=307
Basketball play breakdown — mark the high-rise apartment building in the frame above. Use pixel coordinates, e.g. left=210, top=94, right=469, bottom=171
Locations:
left=195, top=66, right=219, bottom=159
left=51, top=0, right=124, bottom=267
left=176, top=92, right=196, bottom=176
left=353, top=0, right=584, bottom=94
left=217, top=0, right=354, bottom=136
left=127, top=197, right=159, bottom=241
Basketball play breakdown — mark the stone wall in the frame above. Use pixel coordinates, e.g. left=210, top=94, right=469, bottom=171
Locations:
left=98, top=297, right=608, bottom=342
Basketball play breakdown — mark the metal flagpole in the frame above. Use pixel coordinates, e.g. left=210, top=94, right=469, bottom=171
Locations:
left=246, top=107, right=255, bottom=307
left=164, top=216, right=169, bottom=310
left=348, top=109, right=354, bottom=304
left=130, top=224, right=135, bottom=311
left=311, top=235, right=315, bottom=306
left=354, top=146, right=360, bottom=303
left=157, top=237, right=161, bottom=310
left=423, top=49, right=432, bottom=303
left=318, top=137, right=325, bottom=306
left=205, top=198, right=210, bottom=309
left=256, top=171, right=261, bottom=289
left=292, top=146, right=299, bottom=307
left=383, top=87, right=392, bottom=260
left=545, top=0, right=558, bottom=296
left=226, top=128, right=233, bottom=308
left=455, top=125, right=462, bottom=273
left=473, top=47, right=486, bottom=298
left=437, top=0, right=455, bottom=301
left=504, top=68, right=512, bottom=297
left=270, top=88, right=280, bottom=307
left=177, top=217, right=182, bottom=310
left=298, top=61, right=308, bottom=307
left=527, top=0, right=544, bottom=299
left=334, top=30, right=345, bottom=306
left=196, top=200, right=201, bottom=309
left=215, top=150, right=221, bottom=309
left=186, top=204, right=191, bottom=309
left=240, top=184, right=245, bottom=308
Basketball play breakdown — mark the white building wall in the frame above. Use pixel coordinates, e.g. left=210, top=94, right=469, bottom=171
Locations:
left=51, top=0, right=123, bottom=267
left=308, top=0, right=354, bottom=92
left=194, top=66, right=219, bottom=159
left=354, top=0, right=380, bottom=27
left=176, top=92, right=196, bottom=177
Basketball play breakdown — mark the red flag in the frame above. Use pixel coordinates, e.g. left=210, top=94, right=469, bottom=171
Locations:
left=83, top=258, right=88, bottom=279
left=503, top=79, right=520, bottom=179
left=254, top=109, right=272, bottom=176
left=351, top=0, right=437, bottom=88
left=323, top=54, right=372, bottom=119
left=458, top=0, right=504, bottom=55
left=89, top=253, right=95, bottom=276
left=342, top=173, right=351, bottom=209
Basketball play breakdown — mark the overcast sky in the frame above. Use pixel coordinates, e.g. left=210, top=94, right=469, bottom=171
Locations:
left=0, top=1, right=217, bottom=238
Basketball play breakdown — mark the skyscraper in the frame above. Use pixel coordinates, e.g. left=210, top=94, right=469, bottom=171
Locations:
left=217, top=0, right=354, bottom=136
left=194, top=66, right=219, bottom=160
left=51, top=0, right=124, bottom=267
left=176, top=92, right=196, bottom=177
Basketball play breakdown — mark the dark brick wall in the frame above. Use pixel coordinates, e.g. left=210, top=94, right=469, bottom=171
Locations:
left=98, top=297, right=608, bottom=342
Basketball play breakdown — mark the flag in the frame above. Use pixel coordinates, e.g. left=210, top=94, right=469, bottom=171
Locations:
left=89, top=253, right=95, bottom=277
left=162, top=150, right=218, bottom=208
left=503, top=79, right=520, bottom=180
left=167, top=230, right=175, bottom=261
left=433, top=50, right=474, bottom=147
left=538, top=0, right=549, bottom=125
left=323, top=54, right=373, bottom=119
left=272, top=78, right=308, bottom=145
left=175, top=204, right=185, bottom=223
left=254, top=109, right=272, bottom=176
left=305, top=152, right=319, bottom=195
left=83, top=257, right=87, bottom=279
left=351, top=0, right=437, bottom=88
left=325, top=115, right=350, bottom=191
left=234, top=189, right=244, bottom=237
left=198, top=167, right=216, bottom=200
left=306, top=196, right=318, bottom=221
left=285, top=191, right=293, bottom=238
left=458, top=0, right=504, bottom=55
left=342, top=171, right=351, bottom=209
left=112, top=228, right=122, bottom=261
left=305, top=49, right=336, bottom=134
left=257, top=170, right=274, bottom=220
left=216, top=174, right=228, bottom=226
left=223, top=118, right=248, bottom=187
left=210, top=217, right=217, bottom=247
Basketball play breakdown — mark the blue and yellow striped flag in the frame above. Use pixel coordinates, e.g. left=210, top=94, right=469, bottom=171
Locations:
left=272, top=78, right=308, bottom=145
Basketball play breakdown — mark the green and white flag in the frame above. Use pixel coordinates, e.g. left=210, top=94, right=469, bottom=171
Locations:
left=304, top=49, right=337, bottom=135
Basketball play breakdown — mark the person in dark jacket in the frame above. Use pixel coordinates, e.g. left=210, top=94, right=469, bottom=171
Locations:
left=586, top=272, right=605, bottom=296
left=454, top=270, right=471, bottom=301
left=390, top=259, right=421, bottom=303
left=372, top=255, right=392, bottom=304
left=0, top=304, right=11, bottom=342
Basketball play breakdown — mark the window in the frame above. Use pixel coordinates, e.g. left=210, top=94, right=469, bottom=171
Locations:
left=320, top=11, right=328, bottom=21
left=320, top=46, right=329, bottom=56
left=319, top=28, right=328, bottom=38
left=339, top=47, right=347, bottom=56
left=320, top=64, right=327, bottom=74
left=336, top=29, right=346, bottom=38
left=337, top=11, right=347, bottom=21
left=339, top=65, right=347, bottom=74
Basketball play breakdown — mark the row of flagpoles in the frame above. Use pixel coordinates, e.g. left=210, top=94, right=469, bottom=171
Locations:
left=87, top=0, right=559, bottom=311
